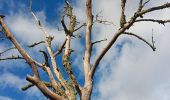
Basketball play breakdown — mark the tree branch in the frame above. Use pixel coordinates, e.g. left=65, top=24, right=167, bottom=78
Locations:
left=84, top=0, right=93, bottom=81
left=21, top=82, right=34, bottom=91
left=39, top=50, right=50, bottom=67
left=28, top=41, right=45, bottom=48
left=142, top=0, right=151, bottom=8
left=0, top=47, right=16, bottom=56
left=21, top=82, right=52, bottom=91
left=62, top=2, right=82, bottom=95
left=138, top=0, right=151, bottom=12
left=122, top=32, right=156, bottom=51
left=135, top=19, right=170, bottom=25
left=73, top=23, right=86, bottom=32
left=90, top=3, right=143, bottom=78
left=94, top=11, right=115, bottom=25
left=120, top=0, right=126, bottom=28
left=92, top=38, right=107, bottom=45
left=26, top=75, right=64, bottom=100
left=91, top=1, right=170, bottom=83
left=33, top=55, right=66, bottom=97
left=0, top=55, right=24, bottom=61
left=53, top=38, right=67, bottom=57
left=0, top=17, right=40, bottom=78
left=29, top=0, right=69, bottom=93
left=138, top=3, right=170, bottom=16
left=61, top=16, right=69, bottom=34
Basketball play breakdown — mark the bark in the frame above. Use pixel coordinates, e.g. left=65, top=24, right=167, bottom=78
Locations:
left=81, top=0, right=93, bottom=99
left=84, top=0, right=93, bottom=81
left=80, top=78, right=93, bottom=100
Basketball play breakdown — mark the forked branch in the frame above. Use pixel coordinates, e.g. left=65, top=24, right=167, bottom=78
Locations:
left=90, top=1, right=170, bottom=79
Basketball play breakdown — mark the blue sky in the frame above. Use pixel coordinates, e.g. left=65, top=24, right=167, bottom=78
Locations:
left=1, top=0, right=170, bottom=100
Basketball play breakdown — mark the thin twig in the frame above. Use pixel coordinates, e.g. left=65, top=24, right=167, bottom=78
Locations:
left=94, top=11, right=115, bottom=25
left=122, top=32, right=156, bottom=51
left=21, top=82, right=52, bottom=91
left=92, top=38, right=107, bottom=45
left=29, top=0, right=39, bottom=24
left=29, top=0, right=69, bottom=94
left=73, top=23, right=86, bottom=32
left=0, top=55, right=24, bottom=61
left=0, top=47, right=16, bottom=56
left=39, top=50, right=50, bottom=67
left=53, top=38, right=67, bottom=57
left=135, top=19, right=170, bottom=25
left=28, top=41, right=45, bottom=48
left=152, top=29, right=155, bottom=50
left=142, top=0, right=151, bottom=8
left=61, top=16, right=69, bottom=34
left=138, top=3, right=170, bottom=16
left=26, top=75, right=63, bottom=100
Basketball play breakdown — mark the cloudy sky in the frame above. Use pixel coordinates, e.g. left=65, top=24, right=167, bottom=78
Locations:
left=0, top=0, right=170, bottom=100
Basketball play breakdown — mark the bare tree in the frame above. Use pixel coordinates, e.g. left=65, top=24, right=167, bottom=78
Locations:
left=0, top=0, right=170, bottom=100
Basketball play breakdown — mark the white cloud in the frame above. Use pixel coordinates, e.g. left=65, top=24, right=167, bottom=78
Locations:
left=0, top=96, right=13, bottom=100
left=0, top=72, right=47, bottom=100
left=0, top=72, right=26, bottom=89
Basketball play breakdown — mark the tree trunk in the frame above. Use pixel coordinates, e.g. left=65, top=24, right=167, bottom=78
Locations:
left=80, top=79, right=93, bottom=100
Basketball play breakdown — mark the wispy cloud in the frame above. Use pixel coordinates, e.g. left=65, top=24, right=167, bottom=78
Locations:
left=0, top=96, right=13, bottom=100
left=0, top=72, right=47, bottom=100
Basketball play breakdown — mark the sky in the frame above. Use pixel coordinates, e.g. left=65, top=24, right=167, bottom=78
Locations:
left=0, top=0, right=170, bottom=100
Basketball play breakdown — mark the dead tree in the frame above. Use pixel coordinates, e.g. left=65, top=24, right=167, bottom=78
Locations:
left=1, top=0, right=170, bottom=100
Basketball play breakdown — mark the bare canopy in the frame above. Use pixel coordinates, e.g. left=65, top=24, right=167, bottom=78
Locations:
left=0, top=0, right=170, bottom=100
